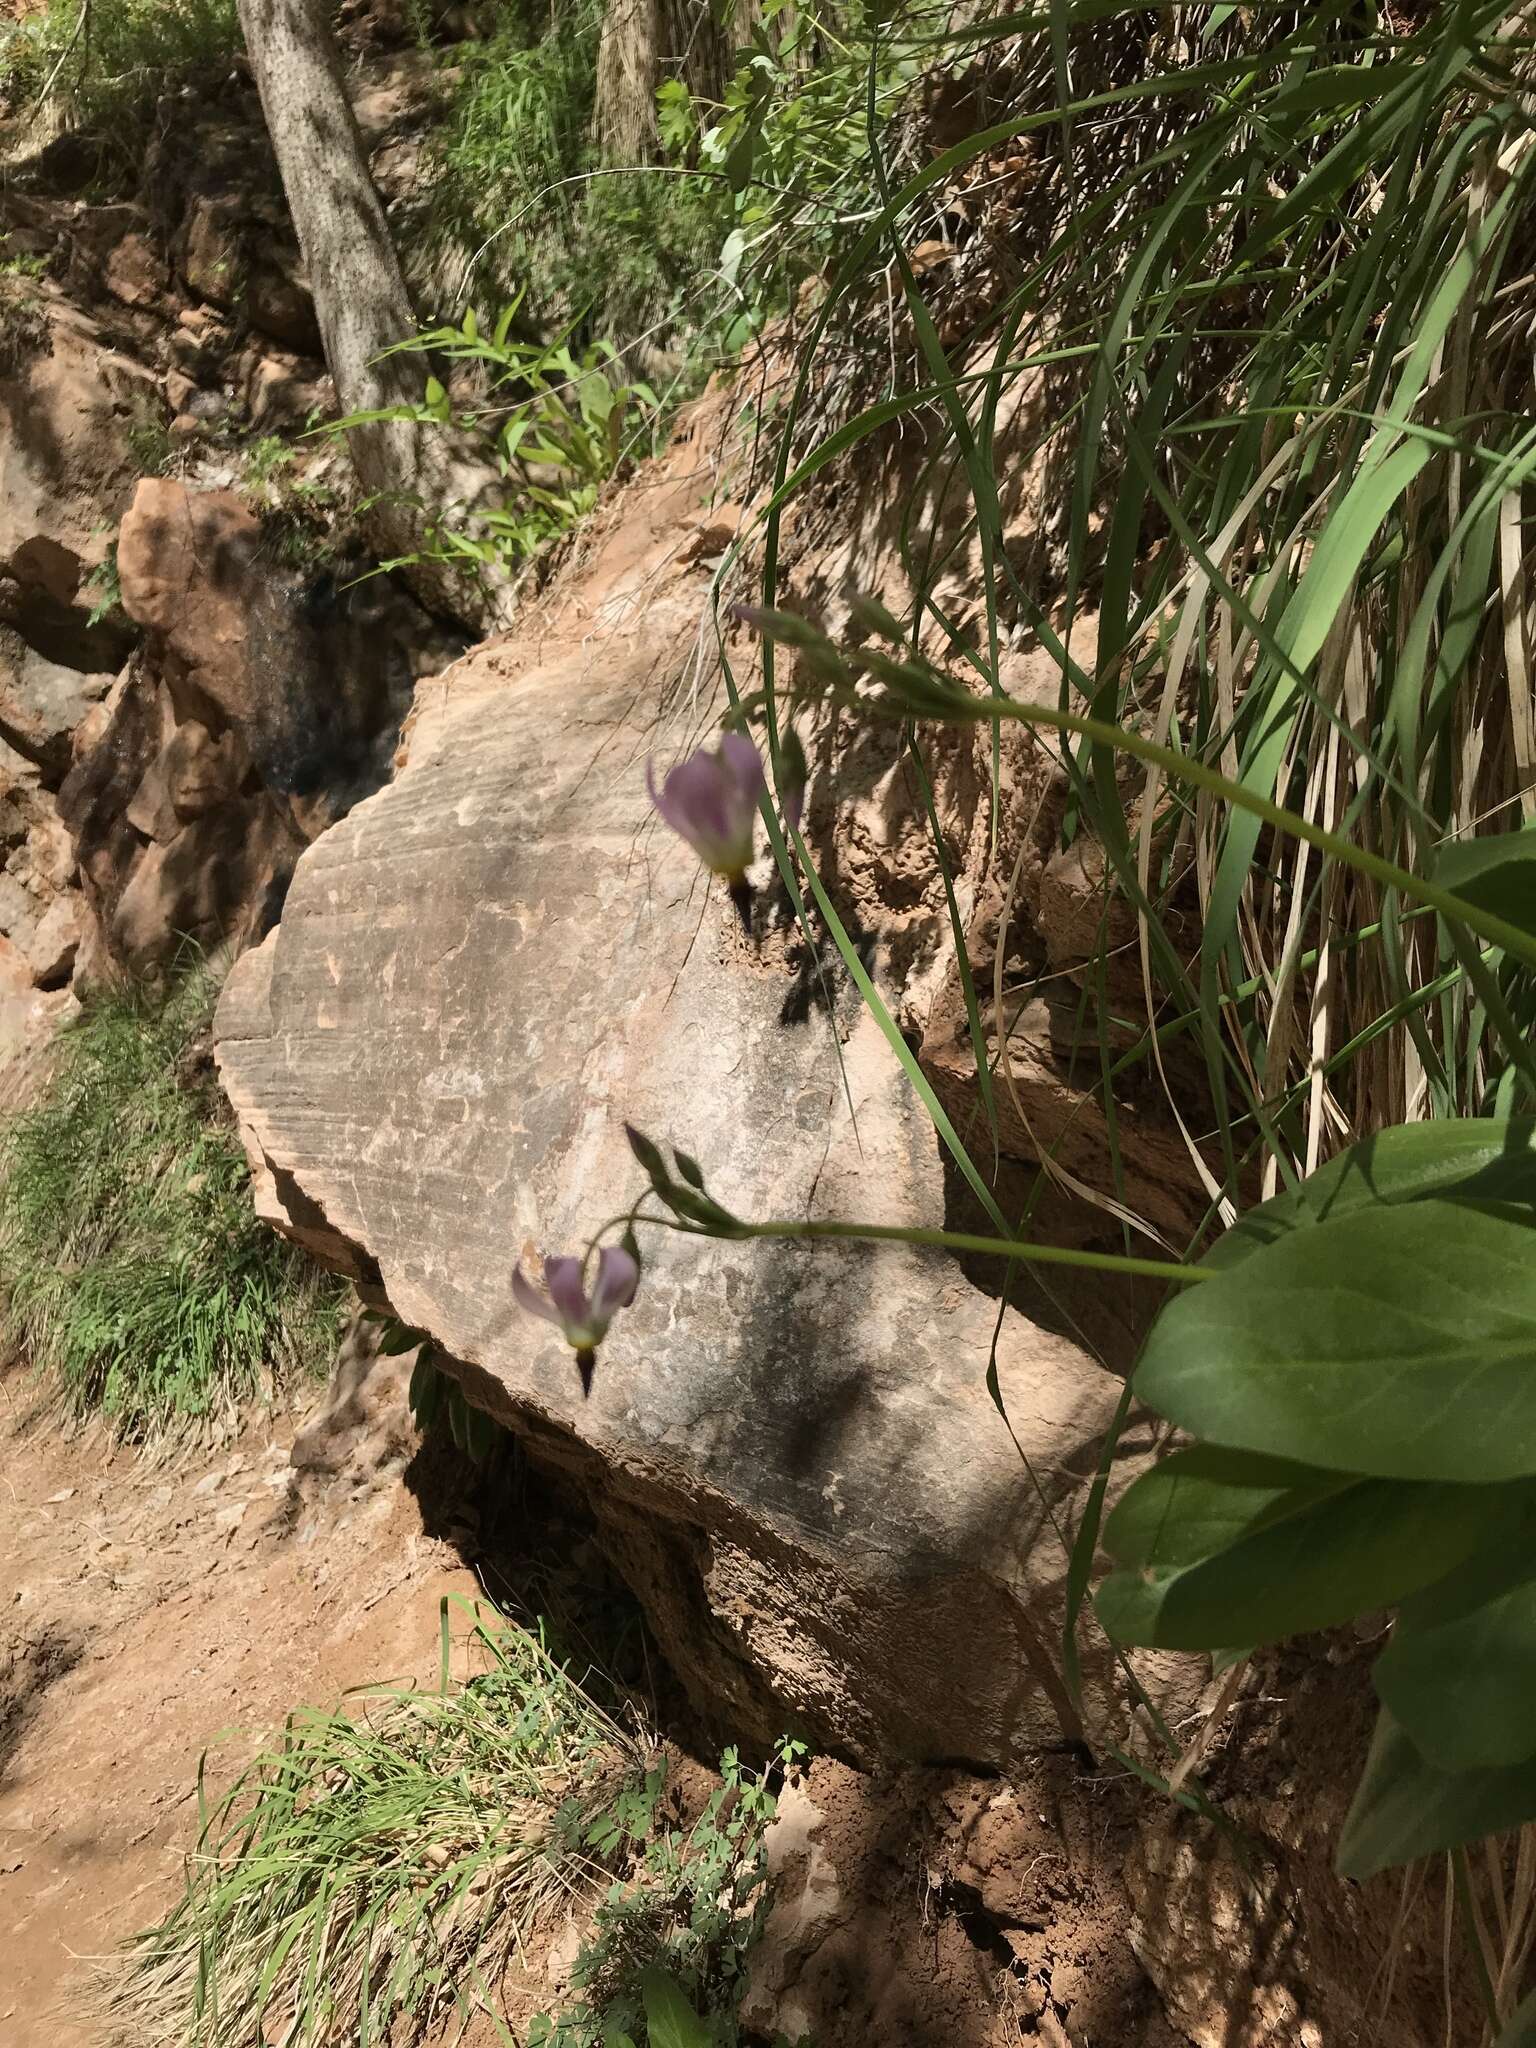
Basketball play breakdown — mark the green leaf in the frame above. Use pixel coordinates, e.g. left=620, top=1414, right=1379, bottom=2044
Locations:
left=639, top=1967, right=710, bottom=2048
left=625, top=1124, right=672, bottom=1192
left=1204, top=1119, right=1536, bottom=1271
left=1104, top=1445, right=1353, bottom=1568
left=1096, top=1477, right=1495, bottom=1652
left=407, top=1352, right=442, bottom=1427
left=1436, top=827, right=1536, bottom=942
left=1374, top=1492, right=1536, bottom=1770
left=1137, top=1198, right=1536, bottom=1480
left=1338, top=1709, right=1536, bottom=1880
left=1270, top=59, right=1417, bottom=115
left=1493, top=1988, right=1536, bottom=2048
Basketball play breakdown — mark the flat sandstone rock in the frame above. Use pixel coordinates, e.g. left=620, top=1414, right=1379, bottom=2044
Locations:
left=215, top=642, right=1156, bottom=1766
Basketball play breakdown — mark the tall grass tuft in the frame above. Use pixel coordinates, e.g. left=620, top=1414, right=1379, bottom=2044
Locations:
left=114, top=1603, right=640, bottom=2048
left=745, top=0, right=1536, bottom=1231
left=0, top=966, right=341, bottom=1441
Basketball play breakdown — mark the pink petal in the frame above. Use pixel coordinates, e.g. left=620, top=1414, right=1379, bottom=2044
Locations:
left=543, top=1256, right=590, bottom=1327
left=650, top=753, right=736, bottom=871
left=591, top=1246, right=639, bottom=1324
left=719, top=731, right=766, bottom=805
left=512, top=1266, right=562, bottom=1326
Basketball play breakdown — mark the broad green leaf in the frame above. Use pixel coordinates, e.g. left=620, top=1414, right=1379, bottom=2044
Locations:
left=1096, top=1477, right=1494, bottom=1652
left=1375, top=1494, right=1536, bottom=1770
left=1277, top=440, right=1437, bottom=678
left=1436, top=827, right=1536, bottom=941
left=1204, top=1118, right=1536, bottom=1269
left=1138, top=1198, right=1536, bottom=1480
left=640, top=1967, right=710, bottom=2048
left=1494, top=1988, right=1536, bottom=2048
left=1103, top=1445, right=1351, bottom=1569
left=1338, top=1709, right=1536, bottom=1880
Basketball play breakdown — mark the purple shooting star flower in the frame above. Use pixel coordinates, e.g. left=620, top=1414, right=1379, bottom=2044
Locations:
left=648, top=732, right=766, bottom=930
left=512, top=1245, right=639, bottom=1397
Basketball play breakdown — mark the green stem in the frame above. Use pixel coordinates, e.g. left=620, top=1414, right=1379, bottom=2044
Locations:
left=790, top=660, right=1536, bottom=974
left=1450, top=1844, right=1501, bottom=2036
left=737, top=1216, right=1207, bottom=1286
left=967, top=692, right=1536, bottom=971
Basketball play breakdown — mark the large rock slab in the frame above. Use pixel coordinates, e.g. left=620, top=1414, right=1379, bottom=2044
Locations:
left=215, top=624, right=1167, bottom=1768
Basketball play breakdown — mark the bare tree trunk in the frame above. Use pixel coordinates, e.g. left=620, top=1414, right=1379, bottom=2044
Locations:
left=235, top=0, right=507, bottom=631
left=594, top=0, right=662, bottom=163
left=593, top=0, right=732, bottom=165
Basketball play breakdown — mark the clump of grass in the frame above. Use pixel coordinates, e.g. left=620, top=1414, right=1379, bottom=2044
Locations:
left=239, top=434, right=343, bottom=568
left=535, top=1737, right=804, bottom=2048
left=0, top=0, right=239, bottom=169
left=0, top=965, right=341, bottom=1440
left=115, top=1601, right=641, bottom=2048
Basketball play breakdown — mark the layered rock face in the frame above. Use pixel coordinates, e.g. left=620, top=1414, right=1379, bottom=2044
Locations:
left=55, top=479, right=462, bottom=977
left=0, top=41, right=456, bottom=1052
left=213, top=604, right=1170, bottom=1766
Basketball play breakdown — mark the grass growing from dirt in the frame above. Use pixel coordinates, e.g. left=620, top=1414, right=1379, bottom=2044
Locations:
left=0, top=0, right=239, bottom=169
left=0, top=967, right=341, bottom=1441
left=115, top=1599, right=784, bottom=2048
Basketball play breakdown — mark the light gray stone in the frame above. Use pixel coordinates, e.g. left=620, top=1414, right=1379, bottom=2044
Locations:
left=215, top=639, right=1159, bottom=1768
left=0, top=627, right=113, bottom=782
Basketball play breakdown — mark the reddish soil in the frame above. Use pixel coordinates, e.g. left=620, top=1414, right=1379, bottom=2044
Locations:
left=0, top=1327, right=1178, bottom=2048
left=748, top=1756, right=1188, bottom=2048
left=0, top=1359, right=481, bottom=2048
left=0, top=1326, right=1465, bottom=2048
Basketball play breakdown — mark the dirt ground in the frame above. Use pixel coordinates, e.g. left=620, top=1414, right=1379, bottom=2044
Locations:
left=0, top=1309, right=1482, bottom=2048
left=0, top=1318, right=1191, bottom=2048
left=0, top=1349, right=483, bottom=2048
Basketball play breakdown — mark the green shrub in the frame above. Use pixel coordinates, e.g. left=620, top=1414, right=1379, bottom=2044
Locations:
left=0, top=966, right=342, bottom=1439
left=409, top=0, right=605, bottom=314
left=534, top=1736, right=806, bottom=2048
left=336, top=305, right=660, bottom=576
left=115, top=1598, right=792, bottom=2048
left=0, top=0, right=239, bottom=160
left=413, top=0, right=906, bottom=364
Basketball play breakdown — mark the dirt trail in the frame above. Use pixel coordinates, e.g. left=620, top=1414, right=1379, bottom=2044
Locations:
left=0, top=1360, right=480, bottom=2048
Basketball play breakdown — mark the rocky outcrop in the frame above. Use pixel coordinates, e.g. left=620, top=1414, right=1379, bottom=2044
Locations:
left=211, top=498, right=1189, bottom=1767
left=53, top=479, right=463, bottom=976
left=0, top=723, right=84, bottom=1066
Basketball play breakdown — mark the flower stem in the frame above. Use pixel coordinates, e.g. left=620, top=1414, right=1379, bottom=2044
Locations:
left=736, top=1216, right=1208, bottom=1285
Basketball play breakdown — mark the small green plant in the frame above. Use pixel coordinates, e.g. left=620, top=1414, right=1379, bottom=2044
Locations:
left=392, top=1337, right=507, bottom=1462
left=0, top=966, right=342, bottom=1439
left=0, top=232, right=50, bottom=373
left=0, top=237, right=48, bottom=282
left=656, top=1, right=919, bottom=353
left=126, top=409, right=177, bottom=478
left=82, top=544, right=122, bottom=627
left=338, top=302, right=659, bottom=575
left=116, top=1599, right=641, bottom=2048
left=0, top=0, right=239, bottom=175
left=239, top=434, right=341, bottom=565
left=533, top=1736, right=806, bottom=2048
